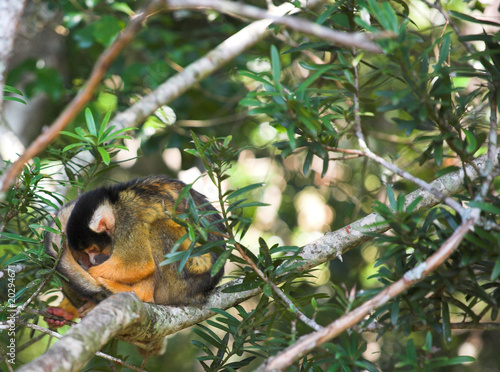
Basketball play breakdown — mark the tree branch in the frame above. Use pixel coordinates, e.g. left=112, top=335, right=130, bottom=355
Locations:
left=18, top=321, right=146, bottom=372
left=0, top=1, right=156, bottom=193
left=298, top=149, right=496, bottom=269
left=257, top=212, right=480, bottom=371
left=18, top=281, right=261, bottom=372
left=0, top=0, right=27, bottom=112
left=162, top=0, right=384, bottom=52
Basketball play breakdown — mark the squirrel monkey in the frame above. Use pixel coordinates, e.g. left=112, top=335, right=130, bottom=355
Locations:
left=44, top=176, right=225, bottom=326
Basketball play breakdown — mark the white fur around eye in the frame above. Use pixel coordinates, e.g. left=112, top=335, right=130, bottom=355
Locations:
left=88, top=202, right=115, bottom=233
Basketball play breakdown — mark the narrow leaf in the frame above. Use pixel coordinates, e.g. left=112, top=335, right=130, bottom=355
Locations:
left=270, top=45, right=281, bottom=86
left=85, top=108, right=97, bottom=136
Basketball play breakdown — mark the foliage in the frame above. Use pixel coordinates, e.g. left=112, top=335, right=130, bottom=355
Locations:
left=1, top=0, right=500, bottom=371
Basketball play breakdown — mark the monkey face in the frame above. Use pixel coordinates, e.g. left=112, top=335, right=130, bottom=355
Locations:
left=71, top=243, right=111, bottom=270
left=83, top=244, right=112, bottom=267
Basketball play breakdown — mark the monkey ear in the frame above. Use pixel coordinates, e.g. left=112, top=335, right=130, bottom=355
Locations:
left=89, top=203, right=115, bottom=234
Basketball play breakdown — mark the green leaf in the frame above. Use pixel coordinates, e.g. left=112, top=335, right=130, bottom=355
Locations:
left=491, top=256, right=500, bottom=280
left=193, top=328, right=226, bottom=351
left=227, top=183, right=264, bottom=200
left=27, top=279, right=42, bottom=288
left=60, top=131, right=86, bottom=141
left=173, top=183, right=193, bottom=212
left=311, top=297, right=318, bottom=311
left=224, top=357, right=257, bottom=369
left=222, top=281, right=260, bottom=293
left=296, top=65, right=334, bottom=97
left=450, top=10, right=500, bottom=27
left=442, top=301, right=451, bottom=346
left=434, top=141, right=443, bottom=166
left=386, top=184, right=396, bottom=210
left=0, top=232, right=39, bottom=244
left=381, top=1, right=399, bottom=32
left=191, top=340, right=213, bottom=355
left=93, top=16, right=121, bottom=47
left=437, top=33, right=451, bottom=68
left=258, top=237, right=272, bottom=268
left=102, top=127, right=136, bottom=142
left=263, top=283, right=272, bottom=297
left=303, top=149, right=313, bottom=175
left=211, top=250, right=230, bottom=276
left=463, top=129, right=477, bottom=154
left=85, top=108, right=97, bottom=136
left=390, top=300, right=399, bottom=326
left=4, top=96, right=26, bottom=104
left=467, top=201, right=500, bottom=215
left=227, top=201, right=268, bottom=212
left=428, top=356, right=476, bottom=368
left=405, top=339, right=417, bottom=364
left=97, top=147, right=111, bottom=165
left=4, top=85, right=23, bottom=95
left=238, top=70, right=271, bottom=85
left=270, top=45, right=282, bottom=86
left=423, top=331, right=433, bottom=352
left=62, top=143, right=87, bottom=152
left=98, top=111, right=112, bottom=139
left=210, top=308, right=242, bottom=326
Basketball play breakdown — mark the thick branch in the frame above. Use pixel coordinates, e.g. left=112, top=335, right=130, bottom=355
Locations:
left=18, top=321, right=145, bottom=372
left=18, top=282, right=261, bottom=372
left=162, top=0, right=384, bottom=52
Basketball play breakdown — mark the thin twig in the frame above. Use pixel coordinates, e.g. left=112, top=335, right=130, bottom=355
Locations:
left=324, top=146, right=363, bottom=155
left=329, top=154, right=362, bottom=161
left=16, top=334, right=47, bottom=354
left=359, top=321, right=500, bottom=333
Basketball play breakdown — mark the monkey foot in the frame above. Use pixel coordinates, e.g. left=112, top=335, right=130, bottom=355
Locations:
left=45, top=307, right=75, bottom=328
left=78, top=300, right=97, bottom=317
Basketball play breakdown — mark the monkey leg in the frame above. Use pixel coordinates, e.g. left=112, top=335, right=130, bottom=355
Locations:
left=88, top=256, right=156, bottom=284
left=96, top=277, right=155, bottom=303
